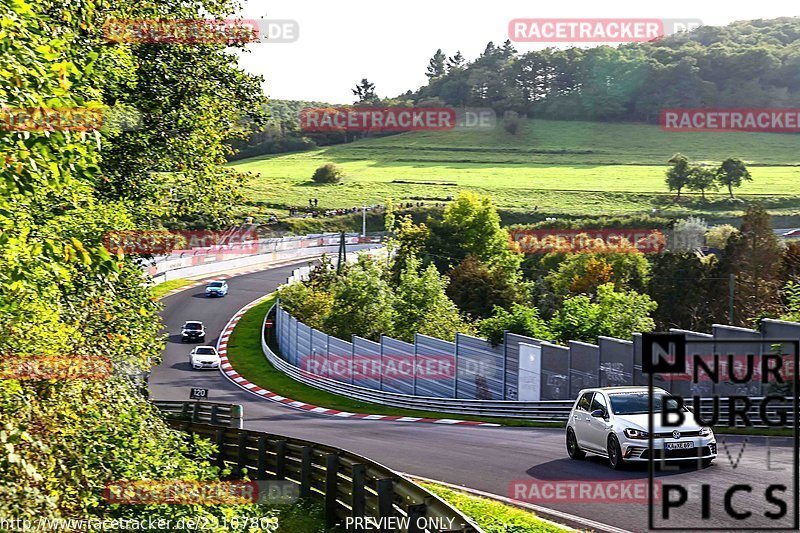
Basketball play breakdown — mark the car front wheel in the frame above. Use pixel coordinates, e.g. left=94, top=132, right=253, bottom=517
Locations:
left=608, top=435, right=624, bottom=470
left=566, top=428, right=586, bottom=460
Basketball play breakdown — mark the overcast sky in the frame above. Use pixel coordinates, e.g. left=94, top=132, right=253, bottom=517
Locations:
left=233, top=1, right=797, bottom=104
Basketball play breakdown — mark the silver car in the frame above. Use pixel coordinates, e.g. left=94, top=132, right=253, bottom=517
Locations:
left=565, top=386, right=716, bottom=469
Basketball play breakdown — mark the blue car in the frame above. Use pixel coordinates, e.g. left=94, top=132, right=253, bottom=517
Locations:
left=205, top=280, right=228, bottom=297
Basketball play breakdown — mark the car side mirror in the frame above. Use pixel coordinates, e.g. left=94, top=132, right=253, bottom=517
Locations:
left=590, top=408, right=607, bottom=418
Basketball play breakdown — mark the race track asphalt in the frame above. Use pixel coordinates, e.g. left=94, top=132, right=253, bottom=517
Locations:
left=151, top=260, right=797, bottom=533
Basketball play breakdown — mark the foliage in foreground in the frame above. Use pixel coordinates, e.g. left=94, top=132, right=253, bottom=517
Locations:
left=0, top=0, right=271, bottom=525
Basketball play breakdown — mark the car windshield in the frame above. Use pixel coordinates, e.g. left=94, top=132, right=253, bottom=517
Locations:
left=195, top=347, right=216, bottom=355
left=608, top=392, right=684, bottom=415
left=184, top=323, right=202, bottom=330
left=209, top=282, right=223, bottom=288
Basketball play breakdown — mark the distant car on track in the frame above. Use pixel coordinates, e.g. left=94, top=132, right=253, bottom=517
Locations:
left=566, top=386, right=716, bottom=469
left=205, top=280, right=228, bottom=297
left=189, top=346, right=220, bottom=370
left=181, top=321, right=205, bottom=343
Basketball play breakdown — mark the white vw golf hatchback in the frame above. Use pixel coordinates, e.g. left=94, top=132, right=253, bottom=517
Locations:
left=565, top=386, right=716, bottom=469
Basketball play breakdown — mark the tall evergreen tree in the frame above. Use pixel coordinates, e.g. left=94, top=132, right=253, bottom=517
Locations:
left=447, top=51, right=465, bottom=71
left=724, top=204, right=782, bottom=324
left=352, top=78, right=378, bottom=104
left=426, top=49, right=447, bottom=79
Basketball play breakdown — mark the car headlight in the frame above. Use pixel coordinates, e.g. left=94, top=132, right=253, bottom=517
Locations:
left=624, top=428, right=649, bottom=439
left=699, top=427, right=713, bottom=436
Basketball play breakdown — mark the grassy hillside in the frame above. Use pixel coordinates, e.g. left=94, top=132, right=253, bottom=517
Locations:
left=230, top=119, right=800, bottom=220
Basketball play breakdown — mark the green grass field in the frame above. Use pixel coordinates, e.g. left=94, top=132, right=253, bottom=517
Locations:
left=230, top=119, right=800, bottom=220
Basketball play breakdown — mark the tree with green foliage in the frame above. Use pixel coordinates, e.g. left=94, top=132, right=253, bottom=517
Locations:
left=410, top=20, right=800, bottom=122
left=352, top=78, right=378, bottom=104
left=666, top=153, right=691, bottom=200
left=446, top=255, right=526, bottom=319
left=723, top=203, right=782, bottom=324
left=549, top=284, right=657, bottom=343
left=716, top=158, right=752, bottom=199
left=0, top=0, right=274, bottom=525
left=688, top=165, right=718, bottom=200
left=392, top=255, right=472, bottom=342
left=780, top=281, right=800, bottom=322
left=478, top=304, right=553, bottom=346
left=447, top=51, right=466, bottom=72
left=647, top=252, right=724, bottom=330
left=426, top=49, right=447, bottom=79
left=781, top=241, right=800, bottom=283
left=324, top=256, right=396, bottom=341
left=389, top=214, right=433, bottom=283
left=705, top=224, right=739, bottom=249
left=546, top=252, right=651, bottom=297
left=503, top=111, right=521, bottom=135
left=278, top=282, right=334, bottom=331
left=428, top=191, right=521, bottom=272
left=312, top=163, right=344, bottom=183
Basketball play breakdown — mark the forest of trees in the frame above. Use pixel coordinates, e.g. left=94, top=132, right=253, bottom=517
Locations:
left=230, top=18, right=800, bottom=158
left=410, top=18, right=800, bottom=121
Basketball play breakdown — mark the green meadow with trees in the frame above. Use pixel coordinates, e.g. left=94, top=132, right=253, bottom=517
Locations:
left=229, top=17, right=800, bottom=225
left=280, top=192, right=800, bottom=348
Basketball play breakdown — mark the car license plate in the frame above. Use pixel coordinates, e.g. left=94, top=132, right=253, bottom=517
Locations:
left=666, top=442, right=694, bottom=450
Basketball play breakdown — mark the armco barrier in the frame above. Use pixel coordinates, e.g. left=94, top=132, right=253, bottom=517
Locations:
left=264, top=304, right=574, bottom=421
left=274, top=263, right=800, bottom=402
left=167, top=420, right=482, bottom=532
left=267, top=324, right=799, bottom=427
left=149, top=233, right=378, bottom=284
left=153, top=400, right=243, bottom=428
left=259, top=265, right=799, bottom=424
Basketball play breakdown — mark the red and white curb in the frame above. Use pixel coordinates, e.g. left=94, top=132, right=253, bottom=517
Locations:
left=216, top=297, right=500, bottom=427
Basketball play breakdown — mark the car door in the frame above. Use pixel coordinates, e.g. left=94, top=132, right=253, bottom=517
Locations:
left=571, top=391, right=594, bottom=448
left=585, top=392, right=613, bottom=452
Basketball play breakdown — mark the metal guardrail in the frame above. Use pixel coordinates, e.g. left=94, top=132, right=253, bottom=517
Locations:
left=262, top=304, right=572, bottom=422
left=168, top=421, right=482, bottom=533
left=262, top=305, right=796, bottom=427
left=153, top=400, right=244, bottom=428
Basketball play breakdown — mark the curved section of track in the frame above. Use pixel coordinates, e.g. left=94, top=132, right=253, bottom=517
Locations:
left=151, top=260, right=792, bottom=533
